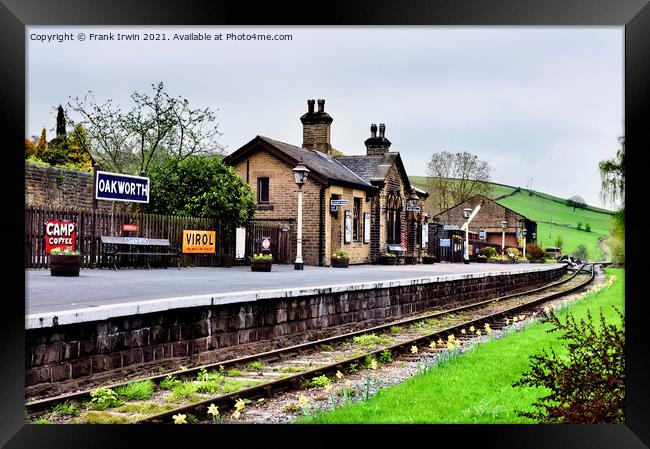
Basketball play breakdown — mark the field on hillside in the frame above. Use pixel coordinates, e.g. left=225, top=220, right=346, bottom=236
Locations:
left=409, top=177, right=614, bottom=260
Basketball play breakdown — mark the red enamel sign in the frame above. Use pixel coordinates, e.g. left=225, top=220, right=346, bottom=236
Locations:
left=44, top=219, right=77, bottom=254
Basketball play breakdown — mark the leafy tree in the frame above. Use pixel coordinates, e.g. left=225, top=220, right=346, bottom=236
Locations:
left=56, top=104, right=67, bottom=140
left=599, top=135, right=624, bottom=207
left=24, top=139, right=37, bottom=158
left=585, top=223, right=591, bottom=232
left=604, top=209, right=624, bottom=265
left=554, top=235, right=563, bottom=249
left=36, top=128, right=47, bottom=158
left=514, top=308, right=624, bottom=423
left=576, top=221, right=583, bottom=231
left=572, top=244, right=589, bottom=261
left=425, top=150, right=492, bottom=214
left=67, top=82, right=223, bottom=175
left=566, top=195, right=586, bottom=212
left=66, top=124, right=94, bottom=171
left=147, top=155, right=255, bottom=229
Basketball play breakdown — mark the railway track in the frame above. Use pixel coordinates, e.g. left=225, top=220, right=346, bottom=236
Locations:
left=26, top=264, right=596, bottom=424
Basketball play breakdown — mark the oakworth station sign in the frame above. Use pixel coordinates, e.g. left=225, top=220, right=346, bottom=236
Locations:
left=95, top=171, right=150, bottom=203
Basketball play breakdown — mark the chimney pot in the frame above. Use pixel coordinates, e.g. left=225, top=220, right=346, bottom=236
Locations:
left=307, top=99, right=315, bottom=113
left=317, top=99, right=325, bottom=113
left=370, top=123, right=377, bottom=138
left=379, top=123, right=386, bottom=138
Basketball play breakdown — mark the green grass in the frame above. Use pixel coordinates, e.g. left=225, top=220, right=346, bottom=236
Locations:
left=352, top=333, right=391, bottom=348
left=115, top=380, right=155, bottom=401
left=299, top=268, right=624, bottom=424
left=51, top=400, right=79, bottom=417
left=409, top=176, right=614, bottom=260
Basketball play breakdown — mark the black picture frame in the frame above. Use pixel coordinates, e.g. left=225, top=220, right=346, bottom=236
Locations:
left=2, top=0, right=648, bottom=447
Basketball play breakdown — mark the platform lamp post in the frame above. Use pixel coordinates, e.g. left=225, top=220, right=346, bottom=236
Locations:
left=522, top=228, right=528, bottom=259
left=501, top=220, right=507, bottom=255
left=463, top=208, right=472, bottom=264
left=292, top=160, right=310, bottom=270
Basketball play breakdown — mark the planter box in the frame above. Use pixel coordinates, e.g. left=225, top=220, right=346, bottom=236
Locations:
left=404, top=256, right=417, bottom=265
left=251, top=260, right=272, bottom=272
left=331, top=257, right=349, bottom=268
left=381, top=256, right=398, bottom=265
left=476, top=256, right=487, bottom=263
left=422, top=256, right=436, bottom=264
left=50, top=255, right=82, bottom=277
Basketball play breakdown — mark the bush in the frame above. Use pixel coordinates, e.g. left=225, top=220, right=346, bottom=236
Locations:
left=525, top=243, right=545, bottom=262
left=332, top=250, right=348, bottom=260
left=576, top=221, right=583, bottom=231
left=251, top=253, right=272, bottom=262
left=585, top=223, right=591, bottom=232
left=572, top=244, right=589, bottom=261
left=505, top=247, right=520, bottom=258
left=513, top=308, right=624, bottom=423
left=478, top=246, right=497, bottom=258
left=41, top=146, right=70, bottom=166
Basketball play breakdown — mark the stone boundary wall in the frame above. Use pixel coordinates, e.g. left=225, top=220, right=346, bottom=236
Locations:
left=25, top=265, right=566, bottom=398
left=25, top=162, right=113, bottom=212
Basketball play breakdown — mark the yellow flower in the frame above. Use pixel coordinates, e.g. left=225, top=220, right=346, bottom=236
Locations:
left=455, top=339, right=462, bottom=347
left=469, top=326, right=475, bottom=332
left=513, top=316, right=518, bottom=322
left=410, top=345, right=418, bottom=354
left=476, top=329, right=482, bottom=336
left=336, top=370, right=344, bottom=380
left=429, top=341, right=436, bottom=349
left=173, top=413, right=187, bottom=424
left=437, top=338, right=444, bottom=347
left=484, top=323, right=490, bottom=330
left=486, top=327, right=492, bottom=335
left=448, top=334, right=455, bottom=342
left=207, top=404, right=219, bottom=417
left=370, top=358, right=378, bottom=370
left=324, top=383, right=332, bottom=393
left=298, top=394, right=309, bottom=405
left=234, top=398, right=246, bottom=411
left=232, top=410, right=241, bottom=419
left=505, top=319, right=510, bottom=325
left=519, top=315, right=525, bottom=321
left=446, top=341, right=454, bottom=350
left=461, top=329, right=466, bottom=334
left=344, top=380, right=352, bottom=388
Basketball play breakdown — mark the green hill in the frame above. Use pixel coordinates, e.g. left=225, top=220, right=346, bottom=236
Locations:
left=409, top=177, right=614, bottom=260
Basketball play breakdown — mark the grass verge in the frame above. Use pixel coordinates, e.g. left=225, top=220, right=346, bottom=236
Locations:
left=298, top=268, right=624, bottom=423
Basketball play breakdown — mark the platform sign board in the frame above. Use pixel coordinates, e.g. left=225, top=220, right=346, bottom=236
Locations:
left=331, top=199, right=349, bottom=206
left=479, top=229, right=486, bottom=241
left=439, top=238, right=451, bottom=248
left=406, top=206, right=421, bottom=212
left=182, top=230, right=216, bottom=254
left=95, top=171, right=150, bottom=203
left=422, top=224, right=429, bottom=246
left=44, top=219, right=76, bottom=254
left=363, top=213, right=370, bottom=243
left=235, top=227, right=246, bottom=259
left=344, top=210, right=352, bottom=243
left=122, top=224, right=138, bottom=232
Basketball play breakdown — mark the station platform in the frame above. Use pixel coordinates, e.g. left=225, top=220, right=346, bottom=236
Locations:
left=26, top=263, right=561, bottom=328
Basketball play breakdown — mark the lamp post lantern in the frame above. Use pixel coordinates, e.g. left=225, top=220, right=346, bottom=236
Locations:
left=292, top=161, right=310, bottom=270
left=501, top=220, right=507, bottom=254
left=408, top=189, right=419, bottom=257
left=463, top=208, right=472, bottom=264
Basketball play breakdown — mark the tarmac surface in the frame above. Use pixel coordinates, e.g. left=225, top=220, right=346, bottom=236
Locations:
left=26, top=262, right=557, bottom=315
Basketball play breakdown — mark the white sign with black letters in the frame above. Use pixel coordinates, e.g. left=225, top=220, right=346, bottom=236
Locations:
left=364, top=213, right=370, bottom=243
left=344, top=210, right=352, bottom=243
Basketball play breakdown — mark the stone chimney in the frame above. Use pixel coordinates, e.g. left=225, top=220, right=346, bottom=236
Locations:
left=365, top=122, right=392, bottom=155
left=300, top=98, right=333, bottom=153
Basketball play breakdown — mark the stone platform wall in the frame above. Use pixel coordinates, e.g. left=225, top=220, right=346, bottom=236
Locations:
left=26, top=266, right=566, bottom=398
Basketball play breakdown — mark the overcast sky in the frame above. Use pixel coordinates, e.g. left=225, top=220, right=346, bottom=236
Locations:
left=27, top=26, right=623, bottom=209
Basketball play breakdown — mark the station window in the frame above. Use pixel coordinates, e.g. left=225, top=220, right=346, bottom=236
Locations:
left=353, top=197, right=361, bottom=241
left=257, top=177, right=269, bottom=203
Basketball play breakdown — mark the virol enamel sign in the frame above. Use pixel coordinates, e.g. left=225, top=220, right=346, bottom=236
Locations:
left=44, top=220, right=77, bottom=253
left=182, top=230, right=216, bottom=254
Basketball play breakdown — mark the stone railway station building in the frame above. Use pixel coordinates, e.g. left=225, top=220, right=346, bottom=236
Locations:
left=225, top=99, right=429, bottom=266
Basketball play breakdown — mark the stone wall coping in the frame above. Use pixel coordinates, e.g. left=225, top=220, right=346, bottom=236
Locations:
left=25, top=264, right=563, bottom=329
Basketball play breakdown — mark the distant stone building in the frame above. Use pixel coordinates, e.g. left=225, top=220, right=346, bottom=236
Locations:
left=224, top=99, right=428, bottom=266
left=431, top=194, right=537, bottom=252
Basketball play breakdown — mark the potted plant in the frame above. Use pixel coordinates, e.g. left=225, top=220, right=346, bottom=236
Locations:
left=477, top=246, right=497, bottom=263
left=422, top=253, right=436, bottom=264
left=49, top=248, right=82, bottom=277
left=476, top=254, right=487, bottom=263
left=250, top=253, right=273, bottom=272
left=331, top=250, right=349, bottom=268
left=381, top=252, right=398, bottom=265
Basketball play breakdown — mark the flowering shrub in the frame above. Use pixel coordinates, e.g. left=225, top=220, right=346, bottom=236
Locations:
left=505, top=247, right=520, bottom=258
left=251, top=253, right=272, bottom=262
left=525, top=243, right=545, bottom=262
left=513, top=307, right=624, bottom=423
left=332, top=250, right=348, bottom=260
left=383, top=252, right=396, bottom=257
left=478, top=246, right=498, bottom=258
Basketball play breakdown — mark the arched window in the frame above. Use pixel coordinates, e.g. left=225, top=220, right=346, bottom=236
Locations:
left=386, top=193, right=403, bottom=244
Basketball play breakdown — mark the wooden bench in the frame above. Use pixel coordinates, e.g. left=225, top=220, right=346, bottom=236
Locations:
left=100, top=236, right=181, bottom=269
left=387, top=244, right=408, bottom=264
